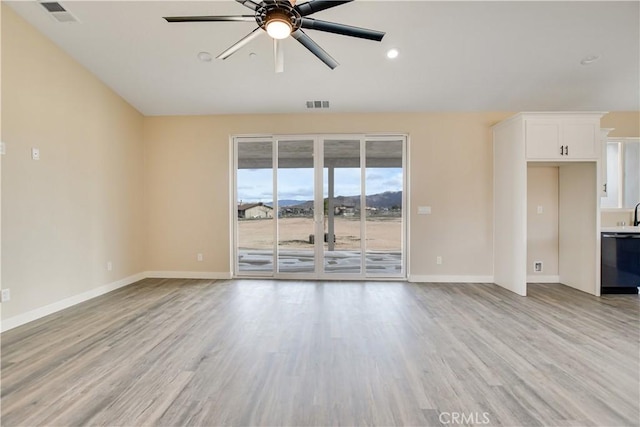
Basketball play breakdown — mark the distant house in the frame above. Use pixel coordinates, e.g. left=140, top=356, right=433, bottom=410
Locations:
left=334, top=205, right=355, bottom=216
left=238, top=202, right=273, bottom=219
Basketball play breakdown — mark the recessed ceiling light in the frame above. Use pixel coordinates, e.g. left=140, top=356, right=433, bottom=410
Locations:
left=580, top=55, right=600, bottom=65
left=386, top=48, right=399, bottom=59
left=197, top=51, right=213, bottom=62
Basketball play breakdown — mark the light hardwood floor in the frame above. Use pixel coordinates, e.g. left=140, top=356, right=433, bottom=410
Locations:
left=1, top=279, right=638, bottom=426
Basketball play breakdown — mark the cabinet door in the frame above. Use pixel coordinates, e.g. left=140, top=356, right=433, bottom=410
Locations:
left=562, top=121, right=598, bottom=159
left=525, top=120, right=561, bottom=159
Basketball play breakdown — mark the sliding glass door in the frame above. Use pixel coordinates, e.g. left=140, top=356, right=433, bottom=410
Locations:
left=277, top=138, right=316, bottom=274
left=234, top=134, right=406, bottom=279
left=323, top=138, right=363, bottom=275
left=236, top=139, right=274, bottom=274
left=365, top=137, right=404, bottom=276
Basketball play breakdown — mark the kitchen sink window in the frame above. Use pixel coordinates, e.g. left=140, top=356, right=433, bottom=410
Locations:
left=602, top=138, right=640, bottom=209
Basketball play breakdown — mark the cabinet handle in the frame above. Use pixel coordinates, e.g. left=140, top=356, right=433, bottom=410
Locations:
left=560, top=146, right=564, bottom=156
left=565, top=145, right=569, bottom=156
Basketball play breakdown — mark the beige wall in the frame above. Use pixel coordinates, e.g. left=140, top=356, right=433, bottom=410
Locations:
left=144, top=113, right=510, bottom=278
left=527, top=167, right=559, bottom=277
left=601, top=112, right=640, bottom=138
left=601, top=210, right=634, bottom=227
left=1, top=5, right=145, bottom=320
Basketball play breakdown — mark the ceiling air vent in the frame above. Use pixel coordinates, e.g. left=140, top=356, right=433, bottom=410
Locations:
left=306, top=101, right=330, bottom=109
left=40, top=2, right=78, bottom=23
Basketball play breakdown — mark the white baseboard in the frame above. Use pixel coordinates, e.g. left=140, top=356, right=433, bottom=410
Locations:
left=527, top=275, right=560, bottom=283
left=144, top=271, right=232, bottom=280
left=408, top=275, right=495, bottom=284
left=1, top=272, right=146, bottom=333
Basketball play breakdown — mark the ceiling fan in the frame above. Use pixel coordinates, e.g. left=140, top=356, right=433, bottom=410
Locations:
left=164, top=0, right=385, bottom=73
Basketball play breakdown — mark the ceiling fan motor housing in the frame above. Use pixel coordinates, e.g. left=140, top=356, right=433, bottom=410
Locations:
left=163, top=0, right=384, bottom=70
left=256, top=0, right=302, bottom=32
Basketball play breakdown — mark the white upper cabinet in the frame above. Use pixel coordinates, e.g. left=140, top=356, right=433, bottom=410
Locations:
left=525, top=116, right=600, bottom=160
left=562, top=120, right=598, bottom=158
left=525, top=120, right=561, bottom=159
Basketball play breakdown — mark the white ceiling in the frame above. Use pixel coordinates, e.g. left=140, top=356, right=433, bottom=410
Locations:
left=7, top=1, right=640, bottom=116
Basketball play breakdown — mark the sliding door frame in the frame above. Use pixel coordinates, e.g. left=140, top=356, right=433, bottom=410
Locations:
left=231, top=133, right=409, bottom=281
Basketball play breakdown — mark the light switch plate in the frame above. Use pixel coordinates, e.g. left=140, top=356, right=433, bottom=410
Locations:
left=31, top=147, right=40, bottom=160
left=418, top=206, right=432, bottom=215
left=0, top=142, right=5, bottom=155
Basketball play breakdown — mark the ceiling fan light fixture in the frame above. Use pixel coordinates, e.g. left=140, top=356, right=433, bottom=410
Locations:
left=266, top=20, right=291, bottom=39
left=265, top=11, right=292, bottom=39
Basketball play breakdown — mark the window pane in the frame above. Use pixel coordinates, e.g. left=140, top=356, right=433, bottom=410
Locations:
left=277, top=140, right=316, bottom=273
left=601, top=143, right=620, bottom=208
left=365, top=139, right=403, bottom=275
left=323, top=139, right=362, bottom=274
left=237, top=140, right=274, bottom=273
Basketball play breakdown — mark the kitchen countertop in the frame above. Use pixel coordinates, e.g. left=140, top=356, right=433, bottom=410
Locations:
left=602, top=226, right=640, bottom=234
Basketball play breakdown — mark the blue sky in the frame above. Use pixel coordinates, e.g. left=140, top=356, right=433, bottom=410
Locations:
left=237, top=167, right=403, bottom=203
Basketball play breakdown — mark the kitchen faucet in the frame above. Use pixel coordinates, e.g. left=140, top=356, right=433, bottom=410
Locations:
left=635, top=202, right=640, bottom=226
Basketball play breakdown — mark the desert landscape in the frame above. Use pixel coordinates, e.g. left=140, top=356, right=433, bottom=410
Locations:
left=238, top=216, right=403, bottom=251
left=237, top=216, right=403, bottom=274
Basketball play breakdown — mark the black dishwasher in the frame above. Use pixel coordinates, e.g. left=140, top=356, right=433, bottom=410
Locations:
left=601, top=233, right=640, bottom=294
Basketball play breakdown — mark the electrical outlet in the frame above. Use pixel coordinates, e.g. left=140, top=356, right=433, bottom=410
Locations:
left=537, top=205, right=543, bottom=214
left=0, top=142, right=6, bottom=156
left=436, top=256, right=442, bottom=265
left=197, top=253, right=203, bottom=262
left=107, top=261, right=113, bottom=271
left=534, top=261, right=543, bottom=273
left=31, top=147, right=40, bottom=160
left=1, top=289, right=11, bottom=302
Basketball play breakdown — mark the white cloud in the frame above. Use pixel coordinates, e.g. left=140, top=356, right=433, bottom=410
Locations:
left=238, top=167, right=403, bottom=202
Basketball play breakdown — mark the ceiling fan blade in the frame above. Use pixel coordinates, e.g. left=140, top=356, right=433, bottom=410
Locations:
left=274, top=39, right=284, bottom=73
left=235, top=0, right=260, bottom=11
left=164, top=15, right=255, bottom=23
left=217, top=27, right=263, bottom=60
left=296, top=0, right=353, bottom=17
left=300, top=18, right=385, bottom=41
left=291, top=30, right=339, bottom=70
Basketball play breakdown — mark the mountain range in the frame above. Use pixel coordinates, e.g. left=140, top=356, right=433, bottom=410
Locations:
left=269, top=191, right=402, bottom=209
